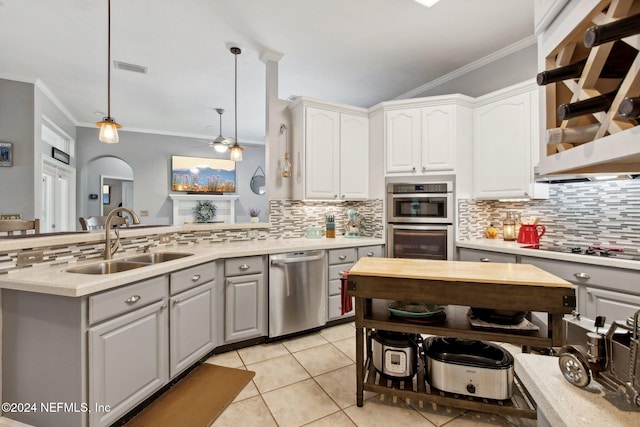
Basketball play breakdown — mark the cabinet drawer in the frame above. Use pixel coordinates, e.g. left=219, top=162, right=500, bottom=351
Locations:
left=225, top=256, right=264, bottom=277
left=170, top=262, right=216, bottom=295
left=521, top=256, right=640, bottom=295
left=328, top=294, right=354, bottom=319
left=329, top=279, right=342, bottom=296
left=329, top=248, right=357, bottom=265
left=89, top=276, right=167, bottom=324
left=458, top=248, right=517, bottom=263
left=329, top=264, right=351, bottom=281
left=357, top=245, right=384, bottom=259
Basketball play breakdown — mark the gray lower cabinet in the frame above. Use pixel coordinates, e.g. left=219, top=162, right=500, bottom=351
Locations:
left=521, top=255, right=640, bottom=323
left=169, top=263, right=216, bottom=378
left=457, top=247, right=517, bottom=263
left=2, top=262, right=218, bottom=427
left=223, top=256, right=267, bottom=343
left=328, top=245, right=385, bottom=320
left=89, top=299, right=169, bottom=427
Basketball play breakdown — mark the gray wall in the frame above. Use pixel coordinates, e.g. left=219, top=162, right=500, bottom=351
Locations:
left=75, top=127, right=267, bottom=224
left=0, top=79, right=35, bottom=218
left=411, top=44, right=538, bottom=98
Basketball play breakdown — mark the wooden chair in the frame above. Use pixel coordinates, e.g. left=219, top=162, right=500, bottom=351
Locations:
left=79, top=216, right=108, bottom=230
left=0, top=218, right=40, bottom=235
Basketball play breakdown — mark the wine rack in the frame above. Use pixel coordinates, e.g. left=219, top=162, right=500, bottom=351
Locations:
left=542, top=0, right=640, bottom=156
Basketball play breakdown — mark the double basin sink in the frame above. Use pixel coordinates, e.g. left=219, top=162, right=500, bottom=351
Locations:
left=65, top=252, right=193, bottom=275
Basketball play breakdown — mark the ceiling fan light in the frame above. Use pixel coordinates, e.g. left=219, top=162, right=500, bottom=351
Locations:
left=97, top=117, right=121, bottom=143
left=229, top=144, right=244, bottom=161
left=212, top=141, right=228, bottom=153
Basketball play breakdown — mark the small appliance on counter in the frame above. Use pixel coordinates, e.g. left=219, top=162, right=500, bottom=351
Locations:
left=517, top=223, right=546, bottom=244
left=424, top=337, right=515, bottom=400
left=371, top=330, right=421, bottom=379
left=345, top=208, right=362, bottom=238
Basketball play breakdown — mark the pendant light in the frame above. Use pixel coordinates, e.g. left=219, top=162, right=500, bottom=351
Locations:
left=96, top=0, right=121, bottom=143
left=212, top=108, right=230, bottom=153
left=228, top=47, right=244, bottom=162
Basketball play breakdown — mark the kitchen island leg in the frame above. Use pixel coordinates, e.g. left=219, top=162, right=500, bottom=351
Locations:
left=355, top=296, right=364, bottom=407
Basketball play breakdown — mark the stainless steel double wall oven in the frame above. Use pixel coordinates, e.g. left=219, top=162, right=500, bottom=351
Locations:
left=386, top=182, right=454, bottom=260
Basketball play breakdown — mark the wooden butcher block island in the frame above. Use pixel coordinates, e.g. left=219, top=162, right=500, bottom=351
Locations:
left=346, top=258, right=576, bottom=419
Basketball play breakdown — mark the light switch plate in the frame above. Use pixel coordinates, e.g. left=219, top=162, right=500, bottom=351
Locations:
left=17, top=250, right=44, bottom=267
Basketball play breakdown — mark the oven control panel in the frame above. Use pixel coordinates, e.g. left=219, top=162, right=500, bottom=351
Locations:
left=388, top=182, right=452, bottom=194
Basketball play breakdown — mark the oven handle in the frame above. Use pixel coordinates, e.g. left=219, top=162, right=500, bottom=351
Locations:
left=388, top=224, right=452, bottom=230
left=390, top=193, right=451, bottom=198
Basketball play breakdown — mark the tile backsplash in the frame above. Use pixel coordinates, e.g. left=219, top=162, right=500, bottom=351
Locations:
left=459, top=179, right=640, bottom=253
left=268, top=199, right=384, bottom=239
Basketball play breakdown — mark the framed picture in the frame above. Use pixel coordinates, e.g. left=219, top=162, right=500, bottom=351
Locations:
left=0, top=142, right=13, bottom=167
left=102, top=185, right=111, bottom=205
left=171, top=155, right=236, bottom=193
left=52, top=147, right=70, bottom=164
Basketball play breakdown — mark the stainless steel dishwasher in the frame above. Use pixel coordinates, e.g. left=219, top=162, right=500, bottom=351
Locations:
left=269, top=250, right=327, bottom=338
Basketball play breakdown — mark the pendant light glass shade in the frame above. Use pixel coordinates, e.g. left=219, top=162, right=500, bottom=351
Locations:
left=97, top=117, right=122, bottom=143
left=229, top=46, right=243, bottom=162
left=212, top=108, right=229, bottom=153
left=97, top=0, right=121, bottom=143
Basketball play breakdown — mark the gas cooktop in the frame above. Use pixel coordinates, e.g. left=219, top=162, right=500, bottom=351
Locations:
left=524, top=244, right=640, bottom=261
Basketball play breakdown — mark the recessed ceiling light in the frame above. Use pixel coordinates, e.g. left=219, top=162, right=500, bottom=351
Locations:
left=414, top=0, right=441, bottom=7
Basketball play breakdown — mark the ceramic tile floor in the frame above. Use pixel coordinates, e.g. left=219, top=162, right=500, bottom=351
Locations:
left=206, top=323, right=538, bottom=427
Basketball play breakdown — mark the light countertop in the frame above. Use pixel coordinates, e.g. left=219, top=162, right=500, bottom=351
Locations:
left=515, top=353, right=640, bottom=426
left=456, top=239, right=640, bottom=271
left=0, top=236, right=385, bottom=297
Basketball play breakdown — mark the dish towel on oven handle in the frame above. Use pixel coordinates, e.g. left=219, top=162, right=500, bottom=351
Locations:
left=340, top=271, right=353, bottom=315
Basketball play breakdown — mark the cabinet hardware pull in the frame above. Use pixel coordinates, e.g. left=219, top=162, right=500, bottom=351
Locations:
left=412, top=167, right=416, bottom=172
left=480, top=258, right=490, bottom=262
left=338, top=271, right=345, bottom=276
left=191, top=274, right=201, bottom=282
left=338, top=255, right=347, bottom=260
left=422, top=166, right=426, bottom=172
left=173, top=298, right=180, bottom=304
left=239, top=264, right=250, bottom=271
left=341, top=195, right=345, bottom=199
left=125, top=295, right=141, bottom=304
left=161, top=303, right=167, bottom=310
left=366, top=252, right=374, bottom=257
left=574, top=272, right=591, bottom=280
left=586, top=289, right=592, bottom=295
left=334, top=194, right=338, bottom=198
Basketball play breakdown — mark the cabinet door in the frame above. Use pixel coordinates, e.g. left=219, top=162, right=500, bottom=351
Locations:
left=473, top=91, right=532, bottom=199
left=170, top=282, right=216, bottom=378
left=225, top=273, right=266, bottom=342
left=421, top=105, right=455, bottom=172
left=89, top=300, right=168, bottom=427
left=305, top=107, right=340, bottom=199
left=340, top=113, right=369, bottom=199
left=385, top=108, right=421, bottom=173
left=581, top=287, right=640, bottom=323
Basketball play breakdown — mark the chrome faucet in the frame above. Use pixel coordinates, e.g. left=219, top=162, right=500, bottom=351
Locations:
left=104, top=207, right=141, bottom=260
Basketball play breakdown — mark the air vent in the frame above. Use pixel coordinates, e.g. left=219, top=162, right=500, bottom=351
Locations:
left=113, top=61, right=148, bottom=74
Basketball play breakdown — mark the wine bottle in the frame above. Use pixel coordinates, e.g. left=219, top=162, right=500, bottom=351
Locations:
left=584, top=12, right=640, bottom=47
left=537, top=41, right=636, bottom=85
left=545, top=123, right=601, bottom=145
left=557, top=91, right=617, bottom=121
left=618, top=97, right=640, bottom=120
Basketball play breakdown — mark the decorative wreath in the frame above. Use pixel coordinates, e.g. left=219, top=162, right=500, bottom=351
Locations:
left=193, top=200, right=216, bottom=223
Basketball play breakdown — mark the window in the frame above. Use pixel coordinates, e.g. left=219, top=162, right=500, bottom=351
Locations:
left=41, top=115, right=74, bottom=157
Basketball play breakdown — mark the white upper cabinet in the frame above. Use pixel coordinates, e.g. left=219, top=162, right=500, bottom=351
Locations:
left=382, top=96, right=473, bottom=177
left=473, top=81, right=546, bottom=200
left=290, top=98, right=368, bottom=200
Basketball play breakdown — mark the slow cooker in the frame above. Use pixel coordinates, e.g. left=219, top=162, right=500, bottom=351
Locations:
left=371, top=330, right=419, bottom=379
left=424, top=337, right=514, bottom=400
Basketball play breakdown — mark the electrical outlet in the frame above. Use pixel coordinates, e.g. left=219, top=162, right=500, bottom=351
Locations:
left=248, top=230, right=258, bottom=239
left=159, top=234, right=171, bottom=244
left=17, top=250, right=44, bottom=267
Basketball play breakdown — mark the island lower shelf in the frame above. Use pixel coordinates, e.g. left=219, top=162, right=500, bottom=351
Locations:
left=362, top=350, right=537, bottom=419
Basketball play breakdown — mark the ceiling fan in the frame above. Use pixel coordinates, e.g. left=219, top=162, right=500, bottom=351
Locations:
left=209, top=108, right=233, bottom=153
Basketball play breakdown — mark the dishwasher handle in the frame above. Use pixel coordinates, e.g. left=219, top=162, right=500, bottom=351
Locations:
left=270, top=253, right=324, bottom=265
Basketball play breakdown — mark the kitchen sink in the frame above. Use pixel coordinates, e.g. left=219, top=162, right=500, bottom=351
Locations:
left=64, top=252, right=193, bottom=275
left=122, top=252, right=193, bottom=264
left=65, top=261, right=150, bottom=275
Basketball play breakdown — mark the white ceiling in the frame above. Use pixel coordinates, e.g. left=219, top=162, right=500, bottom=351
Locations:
left=0, top=0, right=534, bottom=145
